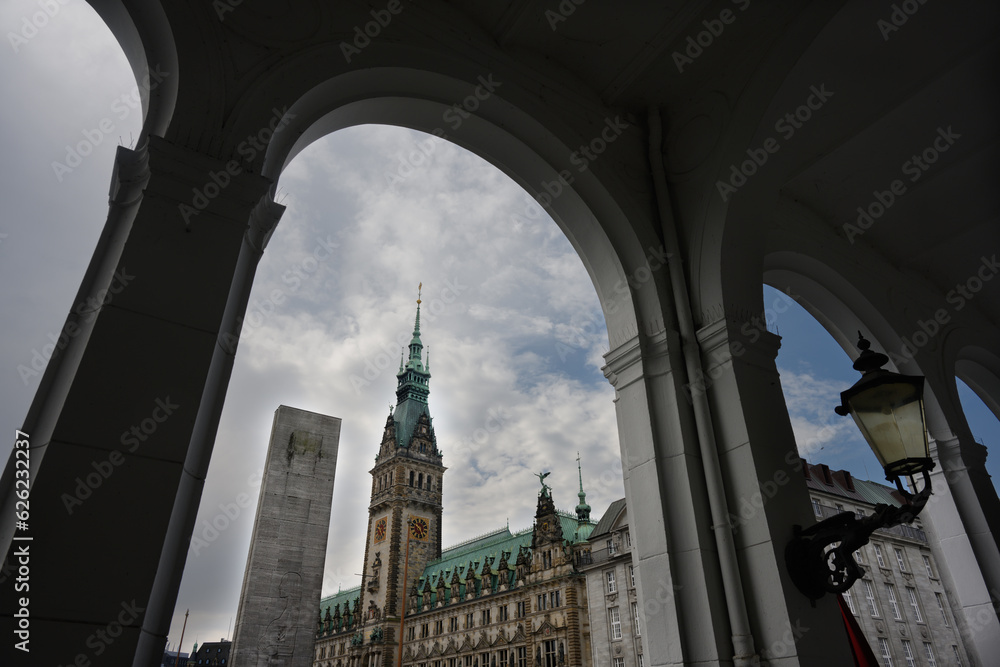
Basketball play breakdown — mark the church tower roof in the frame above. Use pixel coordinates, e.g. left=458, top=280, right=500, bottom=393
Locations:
left=392, top=284, right=434, bottom=450
left=575, top=453, right=592, bottom=522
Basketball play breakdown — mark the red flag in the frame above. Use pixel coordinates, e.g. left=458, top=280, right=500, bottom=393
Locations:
left=838, top=593, right=879, bottom=666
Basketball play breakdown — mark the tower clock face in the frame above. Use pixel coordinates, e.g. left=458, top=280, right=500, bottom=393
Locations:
left=408, top=516, right=429, bottom=540
left=374, top=517, right=387, bottom=542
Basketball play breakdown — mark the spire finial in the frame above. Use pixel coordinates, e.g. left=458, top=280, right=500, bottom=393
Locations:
left=575, top=452, right=592, bottom=522
left=417, top=282, right=422, bottom=305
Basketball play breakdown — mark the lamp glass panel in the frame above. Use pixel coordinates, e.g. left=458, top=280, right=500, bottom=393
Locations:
left=846, top=381, right=928, bottom=467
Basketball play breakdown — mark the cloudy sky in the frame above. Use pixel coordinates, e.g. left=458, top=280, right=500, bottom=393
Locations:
left=1, top=0, right=997, bottom=655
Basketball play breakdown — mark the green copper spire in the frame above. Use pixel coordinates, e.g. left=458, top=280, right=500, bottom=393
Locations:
left=393, top=284, right=432, bottom=448
left=575, top=452, right=591, bottom=522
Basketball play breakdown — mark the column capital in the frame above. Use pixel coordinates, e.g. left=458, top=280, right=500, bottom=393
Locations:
left=697, top=313, right=781, bottom=371
left=144, top=135, right=275, bottom=228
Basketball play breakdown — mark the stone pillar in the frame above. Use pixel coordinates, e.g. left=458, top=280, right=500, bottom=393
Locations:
left=231, top=405, right=340, bottom=667
left=919, top=436, right=1000, bottom=663
left=603, top=329, right=731, bottom=666
left=695, top=319, right=853, bottom=665
left=0, top=136, right=275, bottom=666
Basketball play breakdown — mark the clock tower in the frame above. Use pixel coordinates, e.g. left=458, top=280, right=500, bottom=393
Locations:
left=360, top=286, right=446, bottom=664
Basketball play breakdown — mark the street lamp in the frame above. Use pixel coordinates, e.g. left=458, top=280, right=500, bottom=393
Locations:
left=785, top=332, right=935, bottom=601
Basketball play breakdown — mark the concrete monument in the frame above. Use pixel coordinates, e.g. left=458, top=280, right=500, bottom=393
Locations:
left=231, top=406, right=340, bottom=667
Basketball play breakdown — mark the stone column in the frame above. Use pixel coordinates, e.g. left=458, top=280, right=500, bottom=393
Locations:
left=0, top=136, right=276, bottom=666
left=231, top=406, right=341, bottom=667
left=603, top=329, right=730, bottom=666
left=919, top=436, right=1000, bottom=663
left=695, top=318, right=852, bottom=665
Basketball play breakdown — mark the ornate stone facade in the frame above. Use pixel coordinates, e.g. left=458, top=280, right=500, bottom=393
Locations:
left=313, top=298, right=596, bottom=667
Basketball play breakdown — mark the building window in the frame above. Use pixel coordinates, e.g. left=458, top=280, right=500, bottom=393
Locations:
left=636, top=654, right=643, bottom=667
left=935, top=592, right=949, bottom=626
left=812, top=499, right=822, bottom=517
left=516, top=647, right=527, bottom=667
left=434, top=619, right=443, bottom=635
left=835, top=503, right=845, bottom=512
left=498, top=604, right=509, bottom=622
left=894, top=548, right=906, bottom=572
left=632, top=601, right=641, bottom=636
left=885, top=583, right=902, bottom=620
left=842, top=590, right=857, bottom=615
left=607, top=538, right=618, bottom=556
left=625, top=530, right=631, bottom=548
left=516, top=601, right=526, bottom=618
left=922, top=643, right=936, bottom=667
left=609, top=607, right=622, bottom=640
left=537, top=594, right=547, bottom=611
left=874, top=543, right=887, bottom=568
left=629, top=565, right=635, bottom=588
left=448, top=616, right=458, bottom=632
left=481, top=608, right=491, bottom=625
left=466, top=612, right=475, bottom=629
left=542, top=640, right=557, bottom=667
left=877, top=638, right=893, bottom=667
left=906, top=587, right=923, bottom=623
left=409, top=470, right=414, bottom=486
left=606, top=570, right=617, bottom=594
left=613, top=659, right=624, bottom=667
left=864, top=580, right=880, bottom=618
left=900, top=640, right=915, bottom=667
left=418, top=472, right=424, bottom=489
left=481, top=652, right=491, bottom=667
left=854, top=549, right=864, bottom=564
left=407, top=627, right=416, bottom=641
left=549, top=590, right=561, bottom=608
left=952, top=645, right=963, bottom=666
left=923, top=555, right=934, bottom=578
left=421, top=622, right=429, bottom=638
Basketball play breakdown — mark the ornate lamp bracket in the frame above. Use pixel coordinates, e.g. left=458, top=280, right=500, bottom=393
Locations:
left=785, top=469, right=932, bottom=602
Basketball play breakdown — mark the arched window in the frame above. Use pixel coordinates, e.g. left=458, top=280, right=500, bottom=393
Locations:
left=418, top=472, right=424, bottom=489
left=409, top=470, right=414, bottom=486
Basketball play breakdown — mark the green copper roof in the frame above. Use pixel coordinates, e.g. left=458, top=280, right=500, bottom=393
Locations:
left=319, top=585, right=361, bottom=615
left=413, top=511, right=596, bottom=604
left=394, top=289, right=432, bottom=448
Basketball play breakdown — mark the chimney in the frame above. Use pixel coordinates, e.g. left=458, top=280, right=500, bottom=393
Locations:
left=801, top=459, right=811, bottom=479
